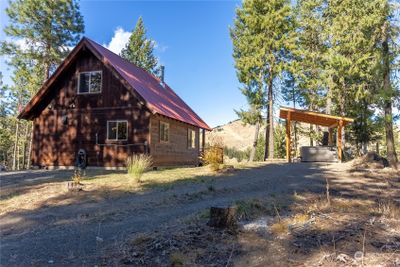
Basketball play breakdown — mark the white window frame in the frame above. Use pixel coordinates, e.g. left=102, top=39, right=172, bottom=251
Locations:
left=77, top=71, right=102, bottom=94
left=188, top=129, right=196, bottom=149
left=107, top=120, right=128, bottom=141
left=159, top=121, right=169, bottom=143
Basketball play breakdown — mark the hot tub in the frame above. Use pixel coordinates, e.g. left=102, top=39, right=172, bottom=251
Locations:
left=300, top=146, right=338, bottom=162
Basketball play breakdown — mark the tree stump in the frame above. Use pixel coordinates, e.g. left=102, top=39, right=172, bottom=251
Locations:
left=207, top=206, right=237, bottom=228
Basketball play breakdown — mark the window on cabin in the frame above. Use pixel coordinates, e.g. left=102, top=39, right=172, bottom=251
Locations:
left=107, top=121, right=128, bottom=141
left=159, top=121, right=169, bottom=142
left=78, top=71, right=102, bottom=93
left=188, top=129, right=196, bottom=149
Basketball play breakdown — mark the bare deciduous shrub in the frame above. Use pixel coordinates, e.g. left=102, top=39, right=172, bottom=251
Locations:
left=203, top=136, right=224, bottom=171
left=71, top=170, right=83, bottom=185
left=375, top=199, right=400, bottom=218
left=203, top=147, right=224, bottom=171
left=126, top=154, right=152, bottom=183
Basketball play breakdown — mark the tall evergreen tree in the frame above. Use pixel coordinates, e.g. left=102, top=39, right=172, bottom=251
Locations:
left=121, top=17, right=159, bottom=75
left=2, top=0, right=84, bottom=81
left=324, top=0, right=397, bottom=157
left=231, top=0, right=295, bottom=160
left=0, top=73, right=14, bottom=168
left=376, top=0, right=399, bottom=167
left=291, top=0, right=327, bottom=146
left=1, top=0, right=84, bottom=169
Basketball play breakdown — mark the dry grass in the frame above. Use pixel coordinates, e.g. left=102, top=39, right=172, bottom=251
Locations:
left=96, top=162, right=400, bottom=266
left=126, top=154, right=153, bottom=183
left=375, top=199, right=400, bottom=219
left=291, top=213, right=310, bottom=224
left=0, top=163, right=265, bottom=216
left=270, top=220, right=289, bottom=235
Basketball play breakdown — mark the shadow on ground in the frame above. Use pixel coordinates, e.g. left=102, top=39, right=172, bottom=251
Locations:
left=0, top=163, right=398, bottom=266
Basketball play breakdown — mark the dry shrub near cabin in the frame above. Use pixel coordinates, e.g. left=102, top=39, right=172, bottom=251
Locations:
left=203, top=146, right=224, bottom=171
left=203, top=136, right=224, bottom=171
left=126, top=154, right=152, bottom=183
left=71, top=170, right=83, bottom=185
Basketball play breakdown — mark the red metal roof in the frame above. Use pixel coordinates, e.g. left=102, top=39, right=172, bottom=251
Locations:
left=85, top=38, right=211, bottom=130
left=18, top=37, right=211, bottom=131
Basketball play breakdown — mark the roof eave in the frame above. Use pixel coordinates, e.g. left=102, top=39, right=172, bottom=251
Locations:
left=18, top=37, right=89, bottom=120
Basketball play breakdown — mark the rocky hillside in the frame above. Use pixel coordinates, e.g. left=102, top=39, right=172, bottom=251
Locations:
left=206, top=119, right=264, bottom=150
left=206, top=119, right=317, bottom=151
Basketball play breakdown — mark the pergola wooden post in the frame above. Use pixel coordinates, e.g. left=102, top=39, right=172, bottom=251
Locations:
left=285, top=112, right=291, bottom=162
left=279, top=107, right=354, bottom=163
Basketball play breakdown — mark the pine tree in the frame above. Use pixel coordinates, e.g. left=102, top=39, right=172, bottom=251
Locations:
left=231, top=0, right=295, bottom=160
left=1, top=0, right=84, bottom=169
left=377, top=0, right=399, bottom=167
left=2, top=0, right=84, bottom=81
left=0, top=73, right=14, bottom=168
left=318, top=0, right=385, bottom=153
left=121, top=17, right=159, bottom=75
left=291, top=0, right=327, bottom=145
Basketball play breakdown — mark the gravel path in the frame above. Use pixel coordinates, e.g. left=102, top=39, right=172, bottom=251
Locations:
left=0, top=163, right=330, bottom=266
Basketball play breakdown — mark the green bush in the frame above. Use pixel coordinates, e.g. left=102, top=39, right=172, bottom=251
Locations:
left=224, top=146, right=249, bottom=162
left=126, top=154, right=152, bottom=183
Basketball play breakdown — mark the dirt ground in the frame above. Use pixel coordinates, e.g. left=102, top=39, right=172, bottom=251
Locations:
left=0, top=162, right=399, bottom=266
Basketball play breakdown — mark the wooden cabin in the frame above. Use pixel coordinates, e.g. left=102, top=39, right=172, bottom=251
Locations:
left=18, top=37, right=211, bottom=168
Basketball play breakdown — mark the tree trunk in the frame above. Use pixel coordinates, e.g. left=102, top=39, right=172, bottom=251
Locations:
left=382, top=21, right=398, bottom=168
left=265, top=68, right=274, bottom=160
left=27, top=122, right=34, bottom=169
left=12, top=120, right=20, bottom=171
left=268, top=88, right=274, bottom=159
left=383, top=91, right=398, bottom=168
left=309, top=124, right=314, bottom=146
left=338, top=85, right=346, bottom=154
left=292, top=87, right=298, bottom=157
left=265, top=107, right=270, bottom=160
left=16, top=132, right=20, bottom=170
left=249, top=120, right=260, bottom=162
left=22, top=123, right=29, bottom=169
left=326, top=88, right=332, bottom=115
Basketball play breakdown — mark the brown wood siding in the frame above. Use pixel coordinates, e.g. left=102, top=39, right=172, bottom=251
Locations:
left=150, top=114, right=200, bottom=166
left=31, top=50, right=150, bottom=167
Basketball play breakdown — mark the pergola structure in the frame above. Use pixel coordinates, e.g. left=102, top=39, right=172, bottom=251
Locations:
left=279, top=107, right=354, bottom=162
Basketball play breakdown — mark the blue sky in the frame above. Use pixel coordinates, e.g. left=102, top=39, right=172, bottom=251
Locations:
left=0, top=0, right=246, bottom=128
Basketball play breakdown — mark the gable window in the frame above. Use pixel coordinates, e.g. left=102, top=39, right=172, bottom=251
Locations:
left=159, top=121, right=169, bottom=142
left=188, top=129, right=196, bottom=149
left=78, top=71, right=102, bottom=94
left=107, top=121, right=128, bottom=141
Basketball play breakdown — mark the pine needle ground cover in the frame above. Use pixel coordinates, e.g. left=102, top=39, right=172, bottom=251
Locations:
left=101, top=164, right=400, bottom=267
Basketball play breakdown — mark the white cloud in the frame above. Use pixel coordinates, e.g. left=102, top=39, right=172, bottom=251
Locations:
left=103, top=27, right=131, bottom=54
left=154, top=42, right=168, bottom=53
left=103, top=27, right=168, bottom=56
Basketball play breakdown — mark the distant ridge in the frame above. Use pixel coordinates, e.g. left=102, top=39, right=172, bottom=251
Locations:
left=206, top=119, right=263, bottom=150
